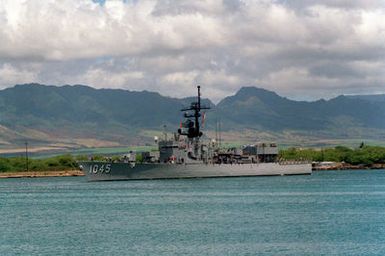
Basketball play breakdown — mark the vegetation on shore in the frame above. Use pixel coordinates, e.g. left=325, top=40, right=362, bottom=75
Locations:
left=279, top=145, right=385, bottom=165
left=0, top=154, right=79, bottom=173
left=1, top=145, right=385, bottom=173
left=0, top=152, right=147, bottom=173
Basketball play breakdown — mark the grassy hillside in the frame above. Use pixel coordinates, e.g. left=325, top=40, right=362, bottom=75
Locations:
left=1, top=83, right=385, bottom=153
left=214, top=87, right=385, bottom=131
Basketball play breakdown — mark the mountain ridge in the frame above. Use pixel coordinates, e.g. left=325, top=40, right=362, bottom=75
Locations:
left=1, top=83, right=385, bottom=150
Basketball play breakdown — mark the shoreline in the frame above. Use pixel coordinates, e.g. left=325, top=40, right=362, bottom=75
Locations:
left=1, top=168, right=384, bottom=179
left=0, top=169, right=84, bottom=179
left=312, top=162, right=385, bottom=171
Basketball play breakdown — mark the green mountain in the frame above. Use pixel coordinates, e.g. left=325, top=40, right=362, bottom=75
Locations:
left=0, top=84, right=214, bottom=149
left=215, top=87, right=385, bottom=131
left=0, top=83, right=184, bottom=128
left=1, top=83, right=385, bottom=151
left=346, top=94, right=385, bottom=103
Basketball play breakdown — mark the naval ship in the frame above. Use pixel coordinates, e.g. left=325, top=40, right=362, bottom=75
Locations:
left=79, top=86, right=311, bottom=181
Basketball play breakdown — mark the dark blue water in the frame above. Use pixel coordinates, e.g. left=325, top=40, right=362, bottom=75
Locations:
left=1, top=170, right=385, bottom=255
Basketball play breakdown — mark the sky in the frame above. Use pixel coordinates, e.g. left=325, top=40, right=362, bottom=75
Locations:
left=0, top=0, right=384, bottom=102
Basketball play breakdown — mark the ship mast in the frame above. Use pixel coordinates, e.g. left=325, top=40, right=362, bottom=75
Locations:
left=178, top=86, right=210, bottom=139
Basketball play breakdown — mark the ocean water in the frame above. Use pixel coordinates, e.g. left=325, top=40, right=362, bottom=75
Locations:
left=1, top=170, right=385, bottom=256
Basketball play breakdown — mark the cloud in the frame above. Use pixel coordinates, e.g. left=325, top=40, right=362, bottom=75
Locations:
left=0, top=0, right=384, bottom=101
left=81, top=68, right=144, bottom=88
left=0, top=63, right=39, bottom=88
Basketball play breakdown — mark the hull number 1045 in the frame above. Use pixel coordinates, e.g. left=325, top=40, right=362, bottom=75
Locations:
left=89, top=164, right=111, bottom=174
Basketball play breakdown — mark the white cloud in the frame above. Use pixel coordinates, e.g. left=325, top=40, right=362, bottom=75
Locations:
left=0, top=63, right=39, bottom=88
left=161, top=71, right=198, bottom=86
left=0, top=0, right=225, bottom=60
left=0, top=0, right=384, bottom=101
left=80, top=68, right=144, bottom=89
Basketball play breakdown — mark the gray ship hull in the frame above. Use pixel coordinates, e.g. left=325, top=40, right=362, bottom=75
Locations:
left=79, top=162, right=312, bottom=181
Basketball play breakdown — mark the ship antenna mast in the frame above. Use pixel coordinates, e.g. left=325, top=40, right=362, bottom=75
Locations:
left=195, top=85, right=201, bottom=137
left=178, top=85, right=210, bottom=139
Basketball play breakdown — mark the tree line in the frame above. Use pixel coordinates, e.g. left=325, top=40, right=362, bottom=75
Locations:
left=0, top=154, right=79, bottom=173
left=279, top=145, right=385, bottom=165
left=1, top=145, right=385, bottom=172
